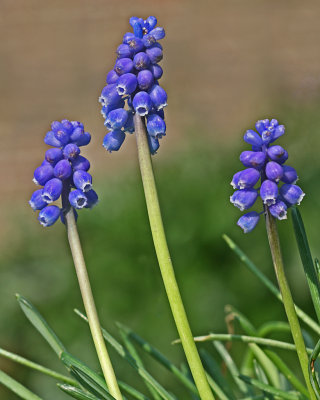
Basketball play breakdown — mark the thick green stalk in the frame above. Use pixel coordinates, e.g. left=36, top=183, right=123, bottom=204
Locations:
left=265, top=208, right=316, bottom=399
left=63, top=195, right=122, bottom=400
left=134, top=114, right=214, bottom=400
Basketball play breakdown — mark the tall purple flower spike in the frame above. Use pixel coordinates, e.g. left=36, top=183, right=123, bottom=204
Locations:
left=230, top=118, right=304, bottom=233
left=99, top=16, right=167, bottom=155
left=29, top=120, right=98, bottom=227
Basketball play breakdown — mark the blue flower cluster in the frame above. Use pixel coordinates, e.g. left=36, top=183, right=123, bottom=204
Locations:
left=29, top=120, right=98, bottom=227
left=230, top=119, right=305, bottom=233
left=99, top=16, right=167, bottom=155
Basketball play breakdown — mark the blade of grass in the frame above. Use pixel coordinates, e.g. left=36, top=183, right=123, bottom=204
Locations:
left=75, top=309, right=176, bottom=400
left=223, top=236, right=320, bottom=335
left=308, top=339, right=320, bottom=399
left=58, top=384, right=99, bottom=400
left=249, top=344, right=280, bottom=389
left=257, top=322, right=290, bottom=338
left=0, top=370, right=43, bottom=400
left=252, top=360, right=273, bottom=400
left=118, top=381, right=151, bottom=400
left=291, top=207, right=320, bottom=324
left=16, top=294, right=66, bottom=356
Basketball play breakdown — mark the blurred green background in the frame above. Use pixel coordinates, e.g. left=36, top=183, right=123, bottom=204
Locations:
left=1, top=0, right=320, bottom=399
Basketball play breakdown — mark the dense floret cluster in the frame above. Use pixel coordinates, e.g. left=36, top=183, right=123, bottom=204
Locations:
left=99, top=16, right=167, bottom=155
left=29, top=120, right=98, bottom=227
left=230, top=119, right=304, bottom=233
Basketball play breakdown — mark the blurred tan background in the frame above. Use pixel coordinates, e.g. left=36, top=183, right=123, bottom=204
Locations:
left=1, top=1, right=320, bottom=399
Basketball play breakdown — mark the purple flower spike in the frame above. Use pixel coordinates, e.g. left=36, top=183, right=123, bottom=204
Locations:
left=260, top=180, right=278, bottom=205
left=265, top=161, right=283, bottom=182
left=103, top=130, right=126, bottom=152
left=230, top=189, right=258, bottom=211
left=281, top=165, right=298, bottom=184
left=38, top=205, right=61, bottom=227
left=280, top=184, right=305, bottom=206
left=269, top=200, right=287, bottom=220
left=237, top=211, right=260, bottom=233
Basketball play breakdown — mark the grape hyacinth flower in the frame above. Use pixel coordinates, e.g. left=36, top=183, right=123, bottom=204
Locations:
left=29, top=119, right=98, bottom=227
left=99, top=16, right=167, bottom=155
left=230, top=119, right=304, bottom=233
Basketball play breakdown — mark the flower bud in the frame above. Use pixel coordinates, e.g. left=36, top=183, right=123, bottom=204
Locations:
left=142, top=34, right=156, bottom=48
left=123, top=112, right=134, bottom=133
left=71, top=155, right=90, bottom=172
left=133, top=52, right=151, bottom=71
left=243, top=130, right=263, bottom=147
left=74, top=132, right=91, bottom=147
left=280, top=184, right=305, bottom=206
left=38, top=205, right=61, bottom=227
left=114, top=58, right=134, bottom=75
left=69, top=189, right=88, bottom=209
left=149, top=84, right=167, bottom=110
left=237, top=211, right=260, bottom=233
left=127, top=37, right=144, bottom=53
left=270, top=125, right=285, bottom=142
left=123, top=32, right=135, bottom=44
left=240, top=151, right=266, bottom=169
left=53, top=159, right=72, bottom=180
left=230, top=189, right=258, bottom=211
left=133, top=21, right=143, bottom=38
left=148, top=135, right=160, bottom=155
left=44, top=131, right=62, bottom=147
left=85, top=189, right=99, bottom=208
left=132, top=91, right=153, bottom=116
left=42, top=178, right=63, bottom=203
left=73, top=171, right=92, bottom=192
left=265, top=161, right=283, bottom=182
left=260, top=180, right=278, bottom=205
left=29, top=189, right=47, bottom=211
left=149, top=27, right=165, bottom=40
left=100, top=84, right=122, bottom=107
left=33, top=165, right=54, bottom=186
left=146, top=44, right=163, bottom=64
left=101, top=99, right=126, bottom=118
left=137, top=70, right=154, bottom=91
left=150, top=64, right=163, bottom=80
left=103, top=130, right=126, bottom=152
left=146, top=16, right=157, bottom=31
left=146, top=114, right=166, bottom=138
left=269, top=200, right=287, bottom=220
left=61, top=120, right=74, bottom=134
left=116, top=44, right=133, bottom=59
left=255, top=119, right=269, bottom=134
left=45, top=148, right=63, bottom=165
left=116, top=73, right=137, bottom=95
left=54, top=129, right=69, bottom=146
left=106, top=69, right=119, bottom=84
left=281, top=165, right=298, bottom=184
left=63, top=143, right=80, bottom=160
left=267, top=145, right=288, bottom=164
left=105, top=108, right=129, bottom=130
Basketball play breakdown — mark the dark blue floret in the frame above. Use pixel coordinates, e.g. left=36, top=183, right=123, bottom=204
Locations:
left=230, top=118, right=304, bottom=233
left=30, top=119, right=98, bottom=227
left=99, top=15, right=167, bottom=154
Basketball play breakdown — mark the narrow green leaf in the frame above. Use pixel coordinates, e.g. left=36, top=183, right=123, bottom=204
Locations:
left=291, top=207, right=320, bottom=324
left=252, top=360, right=273, bottom=399
left=58, top=384, right=99, bottom=400
left=239, top=375, right=303, bottom=400
left=61, top=352, right=114, bottom=400
left=204, top=373, right=230, bottom=400
left=75, top=310, right=176, bottom=400
left=308, top=339, right=320, bottom=400
left=118, top=380, right=151, bottom=400
left=257, top=322, right=290, bottom=338
left=214, top=341, right=251, bottom=395
left=223, top=235, right=320, bottom=335
left=117, top=322, right=197, bottom=396
left=16, top=294, right=66, bottom=356
left=0, top=369, right=43, bottom=400
left=225, top=305, right=256, bottom=336
left=249, top=344, right=280, bottom=389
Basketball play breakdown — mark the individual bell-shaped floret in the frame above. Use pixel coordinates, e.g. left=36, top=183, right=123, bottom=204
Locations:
left=74, top=131, right=91, bottom=147
left=100, top=84, right=123, bottom=107
left=105, top=108, right=129, bottom=130
left=133, top=52, right=151, bottom=71
left=236, top=168, right=260, bottom=189
left=73, top=171, right=92, bottom=192
left=142, top=34, right=156, bottom=48
left=29, top=189, right=47, bottom=211
left=44, top=131, right=63, bottom=147
left=243, top=130, right=263, bottom=147
left=123, top=112, right=134, bottom=133
left=265, top=161, right=283, bottom=182
left=103, top=130, right=126, bottom=152
left=85, top=189, right=99, bottom=209
left=114, top=58, right=134, bottom=75
left=231, top=171, right=242, bottom=189
left=69, top=189, right=88, bottom=209
left=54, top=129, right=69, bottom=146
left=146, top=114, right=166, bottom=138
left=146, top=44, right=163, bottom=64
left=148, top=135, right=160, bottom=155
left=116, top=73, right=137, bottom=95
left=148, top=27, right=165, bottom=40
left=42, top=178, right=63, bottom=203
left=116, top=44, right=133, bottom=59
left=269, top=199, right=287, bottom=220
left=240, top=151, right=266, bottom=170
left=127, top=36, right=144, bottom=53
left=69, top=127, right=84, bottom=142
left=132, top=91, right=153, bottom=116
left=45, top=148, right=63, bottom=165
left=146, top=16, right=157, bottom=31
left=54, top=159, right=72, bottom=180
left=149, top=85, right=167, bottom=110
left=38, top=205, right=61, bottom=227
left=281, top=165, right=298, bottom=184
left=106, top=69, right=120, bottom=84
left=237, top=211, right=260, bottom=233
left=63, top=143, right=80, bottom=160
left=260, top=180, right=278, bottom=205
left=267, top=145, right=288, bottom=164
left=71, top=155, right=90, bottom=172
left=280, top=184, right=305, bottom=206
left=255, top=119, right=269, bottom=134
left=137, top=70, right=154, bottom=90
left=270, top=124, right=285, bottom=143
left=230, top=189, right=258, bottom=211
left=101, top=99, right=126, bottom=118
left=150, top=64, right=163, bottom=80
left=33, top=164, right=54, bottom=186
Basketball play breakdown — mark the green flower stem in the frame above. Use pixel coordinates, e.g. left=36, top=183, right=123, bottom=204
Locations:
left=134, top=114, right=214, bottom=400
left=63, top=200, right=123, bottom=400
left=265, top=208, right=316, bottom=400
